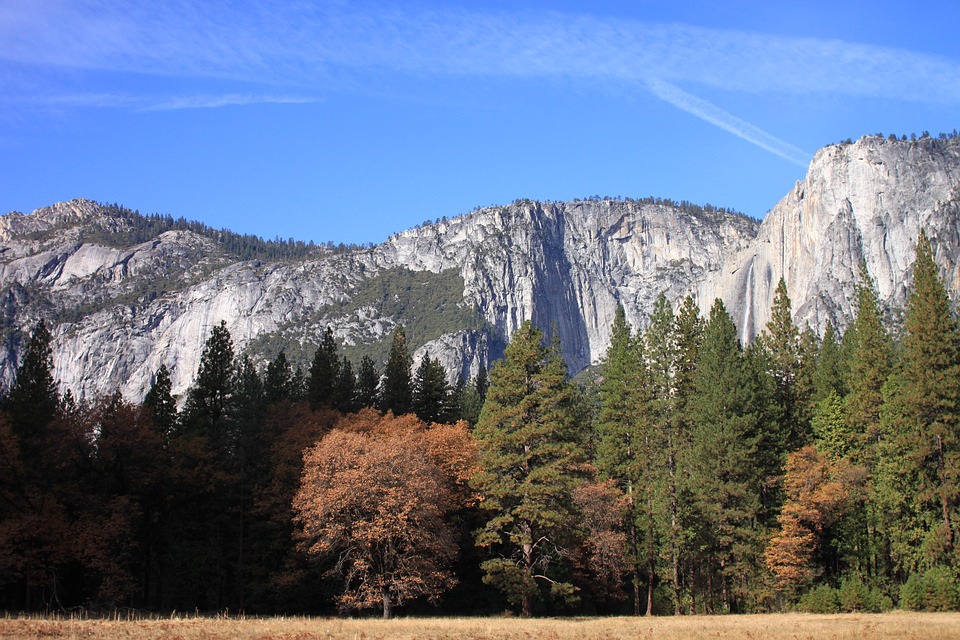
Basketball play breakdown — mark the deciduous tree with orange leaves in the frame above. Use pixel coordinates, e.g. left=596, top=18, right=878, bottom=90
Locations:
left=765, top=445, right=866, bottom=590
left=293, top=410, right=477, bottom=618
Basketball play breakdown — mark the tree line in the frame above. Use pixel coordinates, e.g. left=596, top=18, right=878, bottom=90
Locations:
left=1, top=231, right=959, bottom=617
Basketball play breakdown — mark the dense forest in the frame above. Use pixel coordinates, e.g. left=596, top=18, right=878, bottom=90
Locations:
left=1, top=231, right=959, bottom=618
left=68, top=202, right=374, bottom=261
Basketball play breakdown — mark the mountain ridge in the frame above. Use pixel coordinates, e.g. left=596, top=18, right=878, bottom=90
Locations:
left=3, top=134, right=959, bottom=402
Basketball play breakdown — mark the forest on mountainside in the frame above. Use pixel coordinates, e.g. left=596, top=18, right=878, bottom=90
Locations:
left=0, top=231, right=959, bottom=617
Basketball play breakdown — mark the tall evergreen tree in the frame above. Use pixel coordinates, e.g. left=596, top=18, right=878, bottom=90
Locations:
left=181, top=320, right=236, bottom=441
left=671, top=294, right=703, bottom=614
left=475, top=364, right=489, bottom=405
left=380, top=326, right=413, bottom=415
left=472, top=321, right=585, bottom=616
left=412, top=355, right=450, bottom=423
left=332, top=356, right=357, bottom=413
left=307, top=327, right=341, bottom=410
left=595, top=305, right=647, bottom=614
left=143, top=364, right=177, bottom=436
left=171, top=320, right=239, bottom=610
left=355, top=355, right=380, bottom=409
left=264, top=350, right=294, bottom=406
left=880, top=231, right=960, bottom=570
left=6, top=319, right=59, bottom=438
left=641, top=294, right=679, bottom=615
left=813, top=321, right=844, bottom=403
left=844, top=265, right=893, bottom=462
left=688, top=300, right=765, bottom=612
left=762, top=278, right=809, bottom=450
left=840, top=265, right=894, bottom=582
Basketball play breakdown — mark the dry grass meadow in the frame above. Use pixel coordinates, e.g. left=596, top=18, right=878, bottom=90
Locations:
left=2, top=612, right=960, bottom=640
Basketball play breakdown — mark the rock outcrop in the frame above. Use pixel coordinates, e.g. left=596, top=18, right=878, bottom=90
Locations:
left=2, top=135, right=959, bottom=402
left=701, top=136, right=960, bottom=341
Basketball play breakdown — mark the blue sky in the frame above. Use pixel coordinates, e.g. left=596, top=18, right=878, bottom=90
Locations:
left=2, top=1, right=958, bottom=245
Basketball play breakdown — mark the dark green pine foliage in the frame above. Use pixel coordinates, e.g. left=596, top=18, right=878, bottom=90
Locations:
left=307, top=327, right=341, bottom=410
left=843, top=265, right=894, bottom=463
left=458, top=369, right=487, bottom=426
left=355, top=355, right=380, bottom=409
left=838, top=266, right=894, bottom=582
left=379, top=326, right=413, bottom=415
left=595, top=305, right=648, bottom=614
left=880, top=231, right=960, bottom=571
left=472, top=321, right=586, bottom=616
left=181, top=320, right=236, bottom=442
left=263, top=350, right=294, bottom=406
left=813, top=321, right=844, bottom=403
left=761, top=278, right=809, bottom=451
left=475, top=364, right=489, bottom=405
left=687, top=300, right=765, bottom=613
left=227, top=354, right=265, bottom=610
left=333, top=356, right=357, bottom=413
left=671, top=294, right=704, bottom=614
left=143, top=364, right=178, bottom=436
left=170, top=320, right=239, bottom=610
left=6, top=319, right=60, bottom=439
left=412, top=355, right=450, bottom=423
left=641, top=294, right=678, bottom=615
left=448, top=375, right=466, bottom=424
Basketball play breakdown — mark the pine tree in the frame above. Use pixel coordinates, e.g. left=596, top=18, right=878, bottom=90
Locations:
left=333, top=356, right=357, bottom=413
left=143, top=364, right=177, bottom=436
left=844, top=265, right=893, bottom=463
left=762, top=278, right=808, bottom=450
left=6, top=319, right=59, bottom=438
left=641, top=294, right=678, bottom=615
left=472, top=321, right=585, bottom=616
left=380, top=326, right=413, bottom=415
left=412, top=355, right=450, bottom=423
left=595, top=305, right=647, bottom=614
left=880, top=231, right=960, bottom=569
left=839, top=267, right=894, bottom=582
left=181, top=320, right=235, bottom=442
left=475, top=364, right=489, bottom=405
left=671, top=294, right=703, bottom=614
left=687, top=300, right=764, bottom=612
left=308, top=327, right=341, bottom=410
left=813, top=321, right=844, bottom=402
left=264, top=351, right=294, bottom=405
left=355, top=355, right=380, bottom=409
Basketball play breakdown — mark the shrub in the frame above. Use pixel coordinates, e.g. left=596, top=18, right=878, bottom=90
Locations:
left=900, top=567, right=960, bottom=611
left=923, top=567, right=960, bottom=611
left=799, top=584, right=839, bottom=614
left=901, top=573, right=926, bottom=611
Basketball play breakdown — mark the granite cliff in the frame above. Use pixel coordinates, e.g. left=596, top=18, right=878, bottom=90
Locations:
left=2, top=135, right=959, bottom=401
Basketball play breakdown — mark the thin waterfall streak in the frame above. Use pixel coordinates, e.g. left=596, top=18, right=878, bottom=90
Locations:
left=741, top=260, right=755, bottom=345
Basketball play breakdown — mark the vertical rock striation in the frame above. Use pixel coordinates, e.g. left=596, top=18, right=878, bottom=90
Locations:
left=1, top=135, right=959, bottom=402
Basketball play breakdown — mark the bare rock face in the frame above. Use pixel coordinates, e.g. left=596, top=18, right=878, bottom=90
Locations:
left=376, top=200, right=756, bottom=374
left=701, top=136, right=960, bottom=342
left=2, top=135, right=959, bottom=403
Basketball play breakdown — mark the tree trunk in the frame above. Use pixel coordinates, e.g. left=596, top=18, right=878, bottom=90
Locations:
left=646, top=557, right=654, bottom=617
left=382, top=590, right=392, bottom=619
left=688, top=564, right=695, bottom=615
left=522, top=540, right=534, bottom=617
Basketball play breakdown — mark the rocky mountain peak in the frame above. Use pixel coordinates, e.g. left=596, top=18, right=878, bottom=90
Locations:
left=2, top=135, right=959, bottom=402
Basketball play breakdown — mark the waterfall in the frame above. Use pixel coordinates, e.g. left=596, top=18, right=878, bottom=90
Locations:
left=741, top=260, right=755, bottom=345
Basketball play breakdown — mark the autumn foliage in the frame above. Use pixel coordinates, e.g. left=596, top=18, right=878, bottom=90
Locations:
left=765, top=446, right=866, bottom=588
left=293, top=410, right=477, bottom=618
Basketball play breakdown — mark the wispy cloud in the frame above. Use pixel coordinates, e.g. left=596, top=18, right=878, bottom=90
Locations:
left=0, top=91, right=322, bottom=111
left=3, top=1, right=959, bottom=161
left=144, top=94, right=324, bottom=111
left=646, top=79, right=810, bottom=167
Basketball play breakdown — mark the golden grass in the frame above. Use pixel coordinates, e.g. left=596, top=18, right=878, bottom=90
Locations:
left=2, top=612, right=960, bottom=640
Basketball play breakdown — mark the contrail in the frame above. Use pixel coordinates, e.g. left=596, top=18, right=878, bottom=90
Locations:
left=647, top=78, right=810, bottom=168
